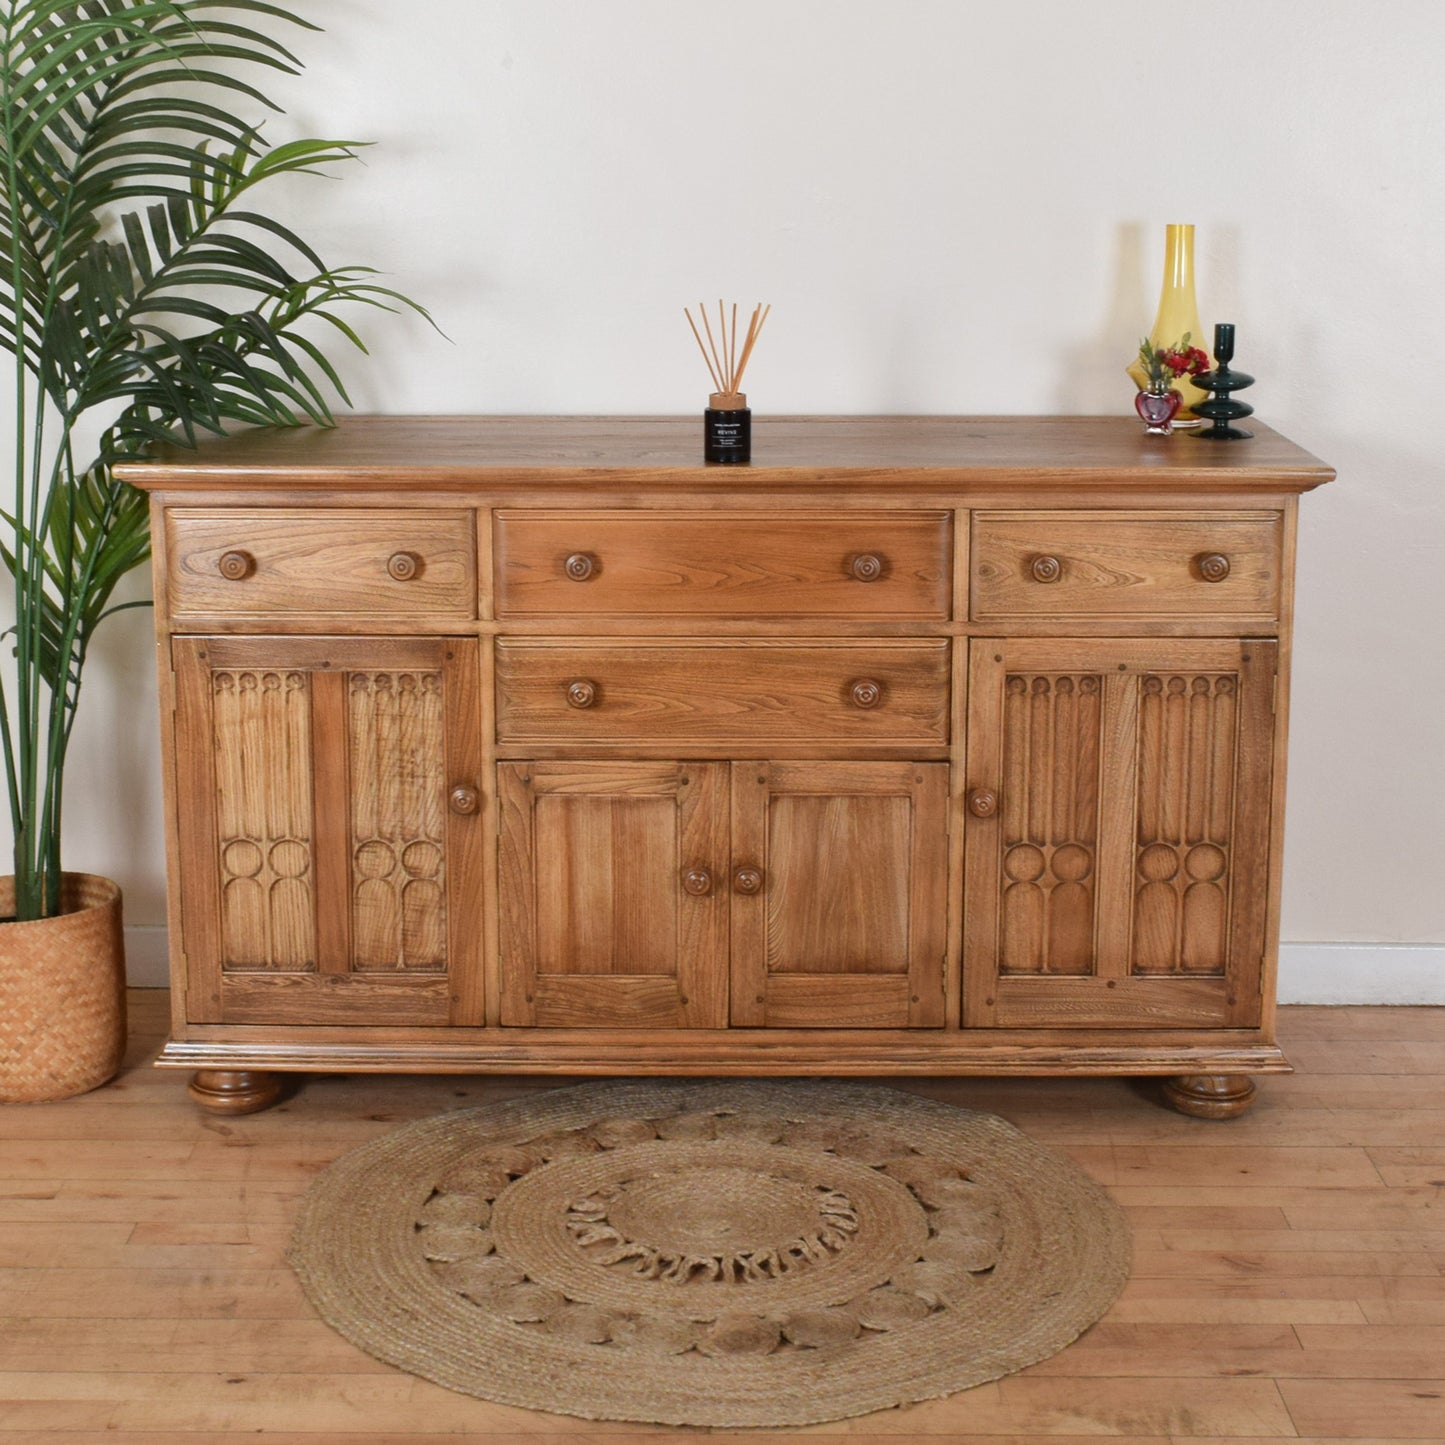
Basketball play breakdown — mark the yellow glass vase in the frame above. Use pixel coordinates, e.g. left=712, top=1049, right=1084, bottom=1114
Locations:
left=1127, top=223, right=1213, bottom=418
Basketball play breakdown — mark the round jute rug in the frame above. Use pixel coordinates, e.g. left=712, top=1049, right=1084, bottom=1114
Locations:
left=288, top=1079, right=1130, bottom=1428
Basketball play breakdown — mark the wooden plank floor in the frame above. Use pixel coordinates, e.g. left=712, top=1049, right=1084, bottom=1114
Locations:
left=2, top=992, right=1443, bottom=1442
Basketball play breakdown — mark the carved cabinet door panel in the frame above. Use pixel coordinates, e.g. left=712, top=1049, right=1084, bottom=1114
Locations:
left=173, top=636, right=484, bottom=1026
left=729, top=762, right=949, bottom=1028
left=964, top=639, right=1276, bottom=1029
left=496, top=762, right=729, bottom=1028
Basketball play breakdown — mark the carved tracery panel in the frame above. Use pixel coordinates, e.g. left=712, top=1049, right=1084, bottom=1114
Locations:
left=1132, top=673, right=1239, bottom=977
left=998, top=674, right=1102, bottom=976
left=348, top=671, right=448, bottom=972
left=212, top=669, right=316, bottom=971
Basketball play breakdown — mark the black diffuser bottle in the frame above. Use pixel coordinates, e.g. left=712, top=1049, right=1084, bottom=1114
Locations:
left=704, top=392, right=751, bottom=464
left=1191, top=323, right=1255, bottom=440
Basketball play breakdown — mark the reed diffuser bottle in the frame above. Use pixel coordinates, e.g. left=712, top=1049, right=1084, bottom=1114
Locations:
left=687, top=301, right=769, bottom=464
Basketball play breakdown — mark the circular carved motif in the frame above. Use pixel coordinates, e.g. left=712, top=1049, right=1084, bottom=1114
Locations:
left=1051, top=843, right=1093, bottom=882
left=221, top=839, right=264, bottom=878
left=1185, top=843, right=1227, bottom=882
left=1137, top=843, right=1179, bottom=882
left=403, top=840, right=444, bottom=878
left=354, top=840, right=396, bottom=880
left=1003, top=844, right=1045, bottom=883
left=269, top=839, right=311, bottom=880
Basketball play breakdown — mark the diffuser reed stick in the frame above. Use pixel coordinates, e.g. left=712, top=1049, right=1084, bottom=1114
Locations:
left=686, top=300, right=769, bottom=464
left=685, top=300, right=770, bottom=402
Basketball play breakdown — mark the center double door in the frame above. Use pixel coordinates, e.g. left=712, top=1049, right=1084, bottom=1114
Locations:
left=497, top=761, right=948, bottom=1030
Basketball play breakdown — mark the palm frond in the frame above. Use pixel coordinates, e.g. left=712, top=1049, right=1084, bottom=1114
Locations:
left=0, top=0, right=434, bottom=917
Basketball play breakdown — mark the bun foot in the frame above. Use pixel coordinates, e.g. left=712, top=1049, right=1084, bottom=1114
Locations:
left=1164, top=1073, right=1257, bottom=1119
left=188, top=1069, right=284, bottom=1115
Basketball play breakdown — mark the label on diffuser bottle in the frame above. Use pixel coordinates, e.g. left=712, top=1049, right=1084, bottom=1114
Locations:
left=704, top=407, right=751, bottom=464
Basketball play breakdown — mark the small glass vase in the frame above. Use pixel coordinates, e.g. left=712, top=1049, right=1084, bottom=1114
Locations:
left=1135, top=387, right=1181, bottom=435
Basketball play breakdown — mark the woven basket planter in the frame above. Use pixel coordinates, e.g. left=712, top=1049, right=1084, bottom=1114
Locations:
left=0, top=873, right=126, bottom=1103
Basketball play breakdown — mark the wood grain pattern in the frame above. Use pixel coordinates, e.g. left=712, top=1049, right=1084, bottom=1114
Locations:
left=116, top=414, right=1335, bottom=492
left=972, top=512, right=1282, bottom=620
left=308, top=670, right=351, bottom=977
left=757, top=974, right=914, bottom=1029
left=154, top=1028, right=1291, bottom=1075
left=208, top=666, right=315, bottom=972
left=346, top=669, right=448, bottom=971
left=206, top=974, right=451, bottom=1026
left=729, top=762, right=948, bottom=1028
left=166, top=509, right=475, bottom=617
left=496, top=762, right=729, bottom=1029
left=495, top=509, right=950, bottom=617
left=494, top=639, right=950, bottom=745
left=6, top=992, right=1435, bottom=1442
left=992, top=978, right=1230, bottom=1029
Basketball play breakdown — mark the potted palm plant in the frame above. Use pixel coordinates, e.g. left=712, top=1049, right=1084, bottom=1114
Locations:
left=1, top=0, right=423, bottom=1100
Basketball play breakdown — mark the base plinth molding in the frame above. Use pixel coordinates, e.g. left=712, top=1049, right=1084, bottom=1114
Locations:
left=188, top=1069, right=284, bottom=1115
left=1163, top=1072, right=1258, bottom=1119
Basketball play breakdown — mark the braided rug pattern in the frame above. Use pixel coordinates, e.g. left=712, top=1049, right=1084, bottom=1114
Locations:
left=288, top=1079, right=1130, bottom=1427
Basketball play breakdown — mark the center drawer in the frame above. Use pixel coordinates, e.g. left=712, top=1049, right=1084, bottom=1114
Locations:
left=494, top=511, right=951, bottom=618
left=494, top=639, right=950, bottom=745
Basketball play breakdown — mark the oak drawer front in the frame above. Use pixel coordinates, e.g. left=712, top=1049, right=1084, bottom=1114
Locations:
left=167, top=509, right=476, bottom=618
left=494, top=640, right=950, bottom=744
left=495, top=511, right=950, bottom=618
left=971, top=512, right=1281, bottom=620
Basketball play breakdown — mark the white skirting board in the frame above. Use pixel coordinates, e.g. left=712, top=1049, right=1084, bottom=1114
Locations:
left=122, top=928, right=1445, bottom=1005
left=1276, top=943, right=1445, bottom=1006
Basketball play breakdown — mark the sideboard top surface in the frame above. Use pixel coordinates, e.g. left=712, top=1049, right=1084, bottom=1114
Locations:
left=117, top=414, right=1334, bottom=494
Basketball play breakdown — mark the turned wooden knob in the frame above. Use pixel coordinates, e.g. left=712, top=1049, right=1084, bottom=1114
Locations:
left=218, top=550, right=255, bottom=581
left=387, top=551, right=420, bottom=581
left=1030, top=554, right=1062, bottom=583
left=733, top=866, right=763, bottom=895
left=849, top=678, right=883, bottom=709
left=565, top=679, right=597, bottom=709
left=681, top=867, right=713, bottom=896
left=967, top=787, right=999, bottom=818
left=447, top=784, right=480, bottom=815
left=849, top=553, right=884, bottom=582
left=1196, top=552, right=1231, bottom=582
left=564, top=552, right=597, bottom=581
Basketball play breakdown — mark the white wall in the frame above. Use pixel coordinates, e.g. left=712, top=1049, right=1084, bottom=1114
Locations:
left=19, top=2, right=1445, bottom=994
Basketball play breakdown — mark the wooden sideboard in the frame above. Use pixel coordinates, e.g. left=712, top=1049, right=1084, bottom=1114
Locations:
left=119, top=416, right=1333, bottom=1117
